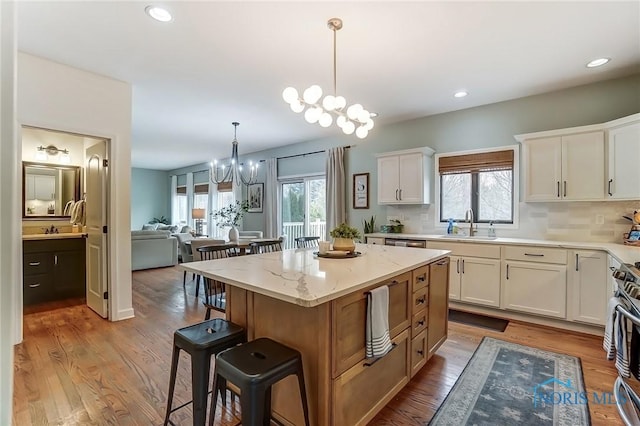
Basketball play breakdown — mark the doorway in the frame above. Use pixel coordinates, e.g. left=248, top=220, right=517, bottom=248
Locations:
left=280, top=175, right=326, bottom=249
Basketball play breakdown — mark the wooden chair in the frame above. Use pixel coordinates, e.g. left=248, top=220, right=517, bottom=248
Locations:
left=249, top=239, right=283, bottom=254
left=196, top=244, right=237, bottom=319
left=295, top=236, right=320, bottom=249
left=189, top=239, right=226, bottom=297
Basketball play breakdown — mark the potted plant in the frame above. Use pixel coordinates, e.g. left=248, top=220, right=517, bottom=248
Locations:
left=211, top=200, right=249, bottom=241
left=363, top=215, right=376, bottom=234
left=47, top=203, right=55, bottom=215
left=329, top=223, right=361, bottom=252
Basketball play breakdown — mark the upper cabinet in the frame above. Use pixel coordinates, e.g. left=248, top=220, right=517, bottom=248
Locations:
left=516, top=113, right=640, bottom=202
left=376, top=147, right=434, bottom=204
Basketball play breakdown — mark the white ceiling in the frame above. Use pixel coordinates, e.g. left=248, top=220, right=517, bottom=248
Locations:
left=16, top=1, right=640, bottom=170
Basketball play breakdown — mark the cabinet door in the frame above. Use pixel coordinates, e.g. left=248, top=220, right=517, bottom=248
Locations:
left=448, top=255, right=461, bottom=301
left=607, top=122, right=640, bottom=200
left=502, top=261, right=567, bottom=318
left=460, top=257, right=501, bottom=307
left=561, top=131, right=605, bottom=200
left=570, top=250, right=607, bottom=325
left=53, top=250, right=87, bottom=299
left=377, top=156, right=400, bottom=203
left=398, top=153, right=424, bottom=203
left=34, top=175, right=56, bottom=200
left=524, top=137, right=562, bottom=201
left=428, top=258, right=449, bottom=358
left=25, top=175, right=36, bottom=200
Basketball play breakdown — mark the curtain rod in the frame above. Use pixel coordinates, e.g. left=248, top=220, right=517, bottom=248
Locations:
left=277, top=145, right=352, bottom=161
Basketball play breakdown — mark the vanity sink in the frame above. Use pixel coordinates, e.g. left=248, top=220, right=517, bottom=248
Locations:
left=436, top=235, right=498, bottom=241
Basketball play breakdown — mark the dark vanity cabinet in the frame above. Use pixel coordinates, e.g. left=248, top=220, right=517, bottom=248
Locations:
left=23, top=238, right=86, bottom=305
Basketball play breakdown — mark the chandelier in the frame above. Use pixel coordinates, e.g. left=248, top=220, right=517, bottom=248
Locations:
left=210, top=122, right=258, bottom=186
left=282, top=18, right=375, bottom=139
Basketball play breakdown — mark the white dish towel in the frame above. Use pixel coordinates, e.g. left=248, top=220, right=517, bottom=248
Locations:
left=615, top=306, right=630, bottom=378
left=604, top=296, right=623, bottom=359
left=366, top=285, right=393, bottom=359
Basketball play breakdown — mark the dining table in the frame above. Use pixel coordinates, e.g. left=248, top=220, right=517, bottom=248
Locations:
left=184, top=237, right=276, bottom=256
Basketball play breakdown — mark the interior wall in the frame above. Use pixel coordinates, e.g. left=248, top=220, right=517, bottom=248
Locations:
left=131, top=168, right=170, bottom=229
left=17, top=52, right=134, bottom=324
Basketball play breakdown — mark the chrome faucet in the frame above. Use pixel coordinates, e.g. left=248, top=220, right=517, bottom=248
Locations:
left=465, top=209, right=476, bottom=236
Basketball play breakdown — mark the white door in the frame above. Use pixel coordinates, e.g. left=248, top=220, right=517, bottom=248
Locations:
left=502, top=261, right=567, bottom=318
left=377, top=156, right=400, bottom=203
left=561, top=131, right=604, bottom=200
left=523, top=137, right=562, bottom=201
left=460, top=257, right=501, bottom=307
left=607, top=122, right=640, bottom=199
left=398, top=153, right=423, bottom=203
left=570, top=250, right=607, bottom=325
left=85, top=141, right=109, bottom=318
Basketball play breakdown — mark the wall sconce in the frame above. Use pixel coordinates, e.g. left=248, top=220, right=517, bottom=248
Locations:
left=36, top=145, right=71, bottom=164
left=192, top=208, right=205, bottom=236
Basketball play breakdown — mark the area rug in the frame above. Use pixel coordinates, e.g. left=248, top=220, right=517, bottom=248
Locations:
left=429, top=337, right=590, bottom=426
left=448, top=309, right=509, bottom=332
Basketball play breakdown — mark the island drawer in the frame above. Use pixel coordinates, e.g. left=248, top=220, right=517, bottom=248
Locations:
left=332, top=329, right=409, bottom=426
left=412, top=266, right=429, bottom=292
left=412, top=286, right=428, bottom=315
left=503, top=246, right=567, bottom=264
left=412, top=309, right=428, bottom=337
left=427, top=242, right=500, bottom=259
left=23, top=274, right=53, bottom=305
left=332, top=272, right=411, bottom=378
left=410, top=330, right=427, bottom=378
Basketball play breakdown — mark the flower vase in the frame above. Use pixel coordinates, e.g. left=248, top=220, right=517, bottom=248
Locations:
left=228, top=226, right=239, bottom=242
left=332, top=237, right=356, bottom=253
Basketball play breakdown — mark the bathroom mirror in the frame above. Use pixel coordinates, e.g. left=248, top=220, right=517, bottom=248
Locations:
left=22, top=161, right=81, bottom=219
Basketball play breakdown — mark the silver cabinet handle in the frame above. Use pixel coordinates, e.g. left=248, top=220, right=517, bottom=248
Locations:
left=575, top=253, right=579, bottom=271
left=29, top=262, right=40, bottom=266
left=29, top=283, right=40, bottom=288
left=54, top=255, right=58, bottom=265
left=608, top=179, right=613, bottom=196
left=524, top=253, right=544, bottom=257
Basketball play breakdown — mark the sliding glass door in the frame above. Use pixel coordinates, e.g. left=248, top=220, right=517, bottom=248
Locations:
left=280, top=176, right=326, bottom=249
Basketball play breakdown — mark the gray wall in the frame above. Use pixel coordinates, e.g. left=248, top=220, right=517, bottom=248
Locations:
left=130, top=168, right=170, bottom=229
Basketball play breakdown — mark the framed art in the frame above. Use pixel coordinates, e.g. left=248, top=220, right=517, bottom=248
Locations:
left=248, top=183, right=264, bottom=213
left=353, top=173, right=369, bottom=209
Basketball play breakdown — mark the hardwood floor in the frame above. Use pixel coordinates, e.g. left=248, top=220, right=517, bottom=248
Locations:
left=14, top=266, right=623, bottom=425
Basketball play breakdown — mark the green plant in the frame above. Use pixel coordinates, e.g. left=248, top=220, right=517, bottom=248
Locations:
left=150, top=215, right=170, bottom=224
left=211, top=200, right=249, bottom=227
left=330, top=223, right=361, bottom=239
left=363, top=215, right=376, bottom=234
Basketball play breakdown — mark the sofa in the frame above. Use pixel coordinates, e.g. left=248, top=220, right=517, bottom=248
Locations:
left=131, top=229, right=178, bottom=271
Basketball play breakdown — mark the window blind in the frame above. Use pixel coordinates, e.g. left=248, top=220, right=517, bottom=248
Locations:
left=439, top=150, right=514, bottom=175
left=194, top=183, right=208, bottom=194
left=176, top=186, right=187, bottom=194
left=217, top=181, right=232, bottom=192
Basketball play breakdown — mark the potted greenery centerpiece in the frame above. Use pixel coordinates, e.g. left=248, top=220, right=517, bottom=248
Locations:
left=329, top=223, right=361, bottom=253
left=211, top=200, right=249, bottom=241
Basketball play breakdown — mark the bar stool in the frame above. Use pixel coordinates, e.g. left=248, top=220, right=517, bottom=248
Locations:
left=164, top=318, right=246, bottom=426
left=208, top=337, right=310, bottom=426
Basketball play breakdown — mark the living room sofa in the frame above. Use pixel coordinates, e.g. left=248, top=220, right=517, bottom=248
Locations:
left=131, top=230, right=178, bottom=271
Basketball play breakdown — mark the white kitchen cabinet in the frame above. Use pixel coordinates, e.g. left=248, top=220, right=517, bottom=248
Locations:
left=522, top=131, right=604, bottom=201
left=502, top=261, right=567, bottom=318
left=376, top=147, right=434, bottom=205
left=448, top=255, right=461, bottom=301
left=569, top=250, right=607, bottom=326
left=607, top=121, right=640, bottom=200
left=26, top=174, right=55, bottom=200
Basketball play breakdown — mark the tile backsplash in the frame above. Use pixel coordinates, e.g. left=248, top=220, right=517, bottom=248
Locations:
left=384, top=200, right=639, bottom=243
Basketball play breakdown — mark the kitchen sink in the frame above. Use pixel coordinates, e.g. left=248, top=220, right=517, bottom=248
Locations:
left=436, top=235, right=498, bottom=241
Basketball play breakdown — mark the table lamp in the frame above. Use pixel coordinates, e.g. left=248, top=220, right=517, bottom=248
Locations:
left=192, top=208, right=205, bottom=236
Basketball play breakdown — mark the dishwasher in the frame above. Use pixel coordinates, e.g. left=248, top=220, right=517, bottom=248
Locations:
left=384, top=238, right=426, bottom=248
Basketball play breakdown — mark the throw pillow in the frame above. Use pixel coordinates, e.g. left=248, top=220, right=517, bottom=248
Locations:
left=180, top=225, right=193, bottom=234
left=142, top=223, right=158, bottom=230
left=157, top=224, right=179, bottom=233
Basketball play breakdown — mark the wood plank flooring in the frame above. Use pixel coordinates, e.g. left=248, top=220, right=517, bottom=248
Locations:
left=13, top=266, right=623, bottom=425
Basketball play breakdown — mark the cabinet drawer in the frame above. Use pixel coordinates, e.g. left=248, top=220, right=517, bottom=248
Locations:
left=366, top=237, right=385, bottom=245
left=23, top=274, right=53, bottom=305
left=412, top=265, right=429, bottom=292
left=332, top=272, right=411, bottom=377
left=23, top=253, right=51, bottom=275
left=504, top=246, right=567, bottom=264
left=333, top=330, right=409, bottom=426
left=427, top=242, right=500, bottom=259
left=410, top=330, right=428, bottom=378
left=412, top=309, right=428, bottom=337
left=412, top=286, right=428, bottom=315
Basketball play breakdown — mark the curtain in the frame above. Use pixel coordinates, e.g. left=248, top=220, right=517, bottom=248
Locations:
left=325, top=147, right=346, bottom=240
left=263, top=158, right=278, bottom=238
left=208, top=170, right=218, bottom=236
left=170, top=175, right=178, bottom=224
left=186, top=172, right=194, bottom=227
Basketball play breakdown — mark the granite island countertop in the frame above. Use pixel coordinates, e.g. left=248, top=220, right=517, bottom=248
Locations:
left=179, top=243, right=450, bottom=307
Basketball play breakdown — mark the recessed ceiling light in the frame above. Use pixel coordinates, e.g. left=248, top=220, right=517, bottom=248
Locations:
left=454, top=91, right=468, bottom=98
left=586, top=58, right=610, bottom=68
left=145, top=5, right=172, bottom=22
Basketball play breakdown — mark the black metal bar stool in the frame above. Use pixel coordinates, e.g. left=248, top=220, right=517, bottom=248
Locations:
left=164, top=318, right=246, bottom=426
left=208, top=337, right=310, bottom=426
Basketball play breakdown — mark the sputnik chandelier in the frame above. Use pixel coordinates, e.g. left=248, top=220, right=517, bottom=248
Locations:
left=282, top=18, right=375, bottom=139
left=210, top=122, right=258, bottom=186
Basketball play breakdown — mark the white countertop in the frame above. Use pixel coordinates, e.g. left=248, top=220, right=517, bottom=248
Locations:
left=23, top=232, right=87, bottom=240
left=365, top=233, right=640, bottom=268
left=179, top=243, right=450, bottom=307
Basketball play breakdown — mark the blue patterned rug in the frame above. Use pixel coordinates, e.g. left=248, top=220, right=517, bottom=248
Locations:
left=429, top=337, right=591, bottom=426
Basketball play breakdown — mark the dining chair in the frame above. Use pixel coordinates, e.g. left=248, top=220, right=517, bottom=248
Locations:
left=189, top=238, right=226, bottom=297
left=295, top=236, right=320, bottom=249
left=249, top=239, right=283, bottom=254
left=175, top=233, right=195, bottom=286
left=196, top=244, right=237, bottom=319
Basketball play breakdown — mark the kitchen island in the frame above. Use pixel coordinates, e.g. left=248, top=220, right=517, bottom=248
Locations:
left=180, top=243, right=450, bottom=426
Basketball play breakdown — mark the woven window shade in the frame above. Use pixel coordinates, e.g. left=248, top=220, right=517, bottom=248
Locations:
left=194, top=183, right=208, bottom=194
left=439, top=150, right=514, bottom=175
left=217, top=181, right=233, bottom=192
left=176, top=186, right=187, bottom=194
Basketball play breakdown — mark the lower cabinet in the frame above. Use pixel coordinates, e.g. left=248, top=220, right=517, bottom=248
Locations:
left=23, top=238, right=86, bottom=305
left=502, top=261, right=567, bottom=318
left=428, top=257, right=449, bottom=358
left=570, top=250, right=608, bottom=325
left=459, top=257, right=501, bottom=307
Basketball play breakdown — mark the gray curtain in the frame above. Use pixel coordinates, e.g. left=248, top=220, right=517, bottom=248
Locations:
left=325, top=147, right=346, bottom=239
left=263, top=158, right=278, bottom=238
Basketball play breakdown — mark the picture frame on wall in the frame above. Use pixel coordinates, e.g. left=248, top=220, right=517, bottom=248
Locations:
left=248, top=183, right=263, bottom=213
left=353, top=173, right=369, bottom=209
